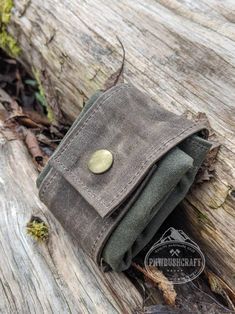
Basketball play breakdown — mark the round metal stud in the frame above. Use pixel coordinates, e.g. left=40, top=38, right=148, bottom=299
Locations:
left=88, top=149, right=113, bottom=174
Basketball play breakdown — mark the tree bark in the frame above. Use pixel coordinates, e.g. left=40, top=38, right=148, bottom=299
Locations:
left=0, top=104, right=142, bottom=313
left=8, top=0, right=235, bottom=296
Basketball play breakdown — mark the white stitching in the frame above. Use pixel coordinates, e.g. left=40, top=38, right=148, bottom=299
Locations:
left=45, top=85, right=205, bottom=213
left=54, top=123, right=200, bottom=207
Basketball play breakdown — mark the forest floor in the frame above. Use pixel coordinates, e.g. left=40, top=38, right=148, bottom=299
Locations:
left=0, top=49, right=71, bottom=171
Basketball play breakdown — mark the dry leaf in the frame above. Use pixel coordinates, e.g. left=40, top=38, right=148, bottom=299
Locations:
left=24, top=128, right=44, bottom=163
left=14, top=116, right=41, bottom=128
left=25, top=110, right=50, bottom=126
left=206, top=270, right=235, bottom=311
left=132, top=263, right=177, bottom=306
left=196, top=141, right=220, bottom=183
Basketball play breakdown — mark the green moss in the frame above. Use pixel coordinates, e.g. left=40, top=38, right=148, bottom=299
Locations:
left=26, top=217, right=49, bottom=242
left=196, top=209, right=215, bottom=228
left=0, top=0, right=12, bottom=23
left=197, top=210, right=209, bottom=223
left=0, top=28, right=21, bottom=56
left=0, top=0, right=21, bottom=57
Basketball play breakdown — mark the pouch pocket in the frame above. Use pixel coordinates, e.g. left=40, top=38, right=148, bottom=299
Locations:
left=48, top=84, right=206, bottom=218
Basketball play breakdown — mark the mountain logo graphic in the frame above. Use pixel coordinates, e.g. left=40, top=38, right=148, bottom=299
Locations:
left=144, top=227, right=205, bottom=284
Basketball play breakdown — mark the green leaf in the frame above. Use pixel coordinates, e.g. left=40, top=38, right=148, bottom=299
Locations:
left=25, top=79, right=38, bottom=87
left=35, top=92, right=47, bottom=107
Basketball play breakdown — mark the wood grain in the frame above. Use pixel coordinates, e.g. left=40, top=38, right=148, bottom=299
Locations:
left=0, top=106, right=142, bottom=313
left=7, top=0, right=235, bottom=296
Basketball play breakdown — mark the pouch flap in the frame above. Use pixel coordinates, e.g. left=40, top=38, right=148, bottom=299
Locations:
left=49, top=84, right=205, bottom=218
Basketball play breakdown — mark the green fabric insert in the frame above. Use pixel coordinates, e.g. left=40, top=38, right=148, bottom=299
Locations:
left=102, top=135, right=210, bottom=271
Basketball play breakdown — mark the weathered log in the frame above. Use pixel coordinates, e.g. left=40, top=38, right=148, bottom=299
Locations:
left=7, top=0, right=235, bottom=295
left=0, top=104, right=142, bottom=313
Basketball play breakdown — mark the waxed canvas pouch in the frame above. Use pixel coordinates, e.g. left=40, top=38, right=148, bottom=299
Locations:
left=37, top=84, right=211, bottom=271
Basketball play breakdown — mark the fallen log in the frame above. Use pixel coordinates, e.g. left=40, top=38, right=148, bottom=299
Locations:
left=0, top=104, right=143, bottom=313
left=6, top=0, right=235, bottom=298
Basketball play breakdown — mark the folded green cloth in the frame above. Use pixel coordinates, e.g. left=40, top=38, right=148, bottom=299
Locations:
left=102, top=135, right=209, bottom=271
left=37, top=84, right=211, bottom=272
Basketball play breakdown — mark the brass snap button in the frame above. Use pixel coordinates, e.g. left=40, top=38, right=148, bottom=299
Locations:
left=88, top=149, right=113, bottom=174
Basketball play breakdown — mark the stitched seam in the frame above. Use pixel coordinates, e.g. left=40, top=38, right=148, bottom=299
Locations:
left=55, top=122, right=201, bottom=209
left=91, top=219, right=111, bottom=258
left=54, top=85, right=124, bottom=159
left=99, top=124, right=199, bottom=204
left=41, top=140, right=208, bottom=200
left=40, top=171, right=57, bottom=201
left=52, top=86, right=125, bottom=209
left=40, top=86, right=125, bottom=202
left=40, top=167, right=110, bottom=259
left=40, top=134, right=207, bottom=203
